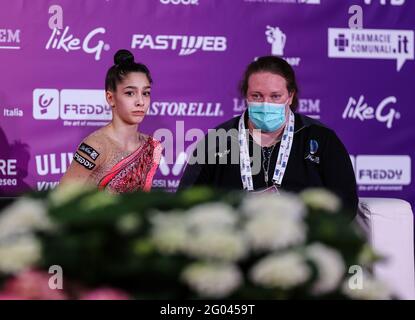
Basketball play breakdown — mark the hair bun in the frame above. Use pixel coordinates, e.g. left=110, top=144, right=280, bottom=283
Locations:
left=114, top=49, right=134, bottom=66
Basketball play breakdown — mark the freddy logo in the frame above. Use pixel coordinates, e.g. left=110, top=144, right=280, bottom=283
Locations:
left=33, top=89, right=59, bottom=120
left=38, top=94, right=54, bottom=114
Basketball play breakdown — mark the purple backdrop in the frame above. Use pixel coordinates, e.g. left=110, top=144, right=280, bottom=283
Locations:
left=0, top=0, right=414, bottom=209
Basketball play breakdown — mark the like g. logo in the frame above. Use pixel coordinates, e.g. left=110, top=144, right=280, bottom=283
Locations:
left=45, top=4, right=110, bottom=61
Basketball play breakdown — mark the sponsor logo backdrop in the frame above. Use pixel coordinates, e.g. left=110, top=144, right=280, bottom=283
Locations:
left=0, top=0, right=414, bottom=209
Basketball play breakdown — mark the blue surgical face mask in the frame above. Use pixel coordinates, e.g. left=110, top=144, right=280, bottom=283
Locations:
left=247, top=101, right=288, bottom=132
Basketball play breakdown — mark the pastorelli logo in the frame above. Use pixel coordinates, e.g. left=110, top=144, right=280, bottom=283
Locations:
left=328, top=28, right=414, bottom=71
left=45, top=26, right=110, bottom=60
left=147, top=101, right=223, bottom=117
left=131, top=34, right=227, bottom=56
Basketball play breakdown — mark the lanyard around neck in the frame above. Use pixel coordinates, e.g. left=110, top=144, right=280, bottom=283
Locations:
left=238, top=110, right=295, bottom=191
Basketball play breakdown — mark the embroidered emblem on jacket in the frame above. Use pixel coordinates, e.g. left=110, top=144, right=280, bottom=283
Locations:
left=215, top=149, right=231, bottom=158
left=305, top=139, right=320, bottom=164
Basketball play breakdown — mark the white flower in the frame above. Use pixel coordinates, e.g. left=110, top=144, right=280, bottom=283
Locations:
left=182, top=263, right=242, bottom=298
left=250, top=252, right=311, bottom=289
left=152, top=226, right=188, bottom=254
left=0, top=197, right=53, bottom=239
left=244, top=213, right=306, bottom=251
left=0, top=235, right=42, bottom=274
left=306, top=243, right=345, bottom=295
left=186, top=202, right=237, bottom=230
left=242, top=192, right=306, bottom=220
left=49, top=181, right=94, bottom=206
left=116, top=214, right=141, bottom=235
left=150, top=211, right=189, bottom=254
left=149, top=210, right=186, bottom=229
left=300, top=188, right=341, bottom=213
left=184, top=229, right=247, bottom=262
left=341, top=274, right=391, bottom=300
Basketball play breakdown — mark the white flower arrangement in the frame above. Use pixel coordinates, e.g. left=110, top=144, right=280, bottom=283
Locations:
left=151, top=225, right=189, bottom=255
left=181, top=262, right=243, bottom=298
left=150, top=211, right=189, bottom=254
left=250, top=252, right=311, bottom=289
left=116, top=213, right=142, bottom=235
left=299, top=188, right=341, bottom=213
left=186, top=202, right=238, bottom=231
left=0, top=186, right=382, bottom=299
left=150, top=208, right=246, bottom=260
left=184, top=229, right=247, bottom=262
left=149, top=210, right=186, bottom=229
left=244, top=212, right=306, bottom=251
left=306, top=243, right=345, bottom=295
left=241, top=192, right=306, bottom=220
left=0, top=234, right=42, bottom=274
left=0, top=197, right=52, bottom=239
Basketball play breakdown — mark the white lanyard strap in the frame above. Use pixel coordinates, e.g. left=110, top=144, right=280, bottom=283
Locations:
left=239, top=110, right=295, bottom=191
left=239, top=112, right=254, bottom=191
left=272, top=110, right=295, bottom=186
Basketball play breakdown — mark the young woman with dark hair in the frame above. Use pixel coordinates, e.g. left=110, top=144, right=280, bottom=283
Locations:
left=60, top=49, right=162, bottom=193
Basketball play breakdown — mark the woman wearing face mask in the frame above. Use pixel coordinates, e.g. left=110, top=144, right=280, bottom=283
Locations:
left=179, top=56, right=358, bottom=217
left=59, top=49, right=162, bottom=193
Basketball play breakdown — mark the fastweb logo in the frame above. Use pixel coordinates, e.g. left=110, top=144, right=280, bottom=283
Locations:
left=131, top=34, right=227, bottom=56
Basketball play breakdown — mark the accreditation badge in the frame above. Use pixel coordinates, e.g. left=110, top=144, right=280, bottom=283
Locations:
left=251, top=184, right=280, bottom=195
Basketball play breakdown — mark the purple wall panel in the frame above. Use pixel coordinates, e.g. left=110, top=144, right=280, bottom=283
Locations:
left=0, top=0, right=413, bottom=208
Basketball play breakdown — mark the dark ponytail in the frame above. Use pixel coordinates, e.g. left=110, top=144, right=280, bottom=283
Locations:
left=105, top=49, right=152, bottom=91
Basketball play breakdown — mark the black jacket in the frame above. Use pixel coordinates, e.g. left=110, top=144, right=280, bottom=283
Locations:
left=179, top=112, right=358, bottom=217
